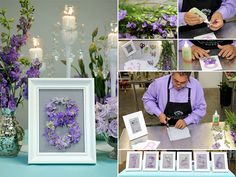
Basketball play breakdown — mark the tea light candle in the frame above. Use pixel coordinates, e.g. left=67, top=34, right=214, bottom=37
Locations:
left=29, top=37, right=43, bottom=61
left=182, top=41, right=192, bottom=62
left=62, top=5, right=76, bottom=30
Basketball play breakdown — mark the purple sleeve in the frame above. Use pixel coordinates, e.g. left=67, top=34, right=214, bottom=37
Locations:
left=184, top=80, right=207, bottom=125
left=217, top=0, right=236, bottom=19
left=142, top=81, right=162, bottom=117
left=232, top=40, right=236, bottom=47
left=178, top=0, right=187, bottom=26
left=179, top=40, right=194, bottom=50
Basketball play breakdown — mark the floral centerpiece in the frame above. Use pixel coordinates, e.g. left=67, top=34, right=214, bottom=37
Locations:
left=0, top=0, right=41, bottom=156
left=225, top=110, right=236, bottom=144
left=95, top=97, right=117, bottom=159
left=119, top=0, right=177, bottom=39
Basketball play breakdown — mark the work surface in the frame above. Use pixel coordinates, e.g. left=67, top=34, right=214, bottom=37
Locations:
left=119, top=170, right=235, bottom=177
left=119, top=122, right=236, bottom=150
left=179, top=49, right=236, bottom=70
left=179, top=21, right=236, bottom=39
left=0, top=131, right=117, bottom=177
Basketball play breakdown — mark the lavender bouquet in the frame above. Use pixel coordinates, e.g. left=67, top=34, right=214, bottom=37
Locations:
left=119, top=0, right=177, bottom=39
left=0, top=0, right=40, bottom=112
left=225, top=110, right=236, bottom=145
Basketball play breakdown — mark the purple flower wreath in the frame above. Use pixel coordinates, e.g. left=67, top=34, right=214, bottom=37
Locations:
left=44, top=97, right=81, bottom=150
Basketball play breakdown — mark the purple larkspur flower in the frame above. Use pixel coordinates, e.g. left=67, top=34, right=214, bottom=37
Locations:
left=142, top=21, right=148, bottom=28
left=212, top=142, right=221, bottom=149
left=10, top=34, right=27, bottom=49
left=119, top=10, right=127, bottom=21
left=26, top=66, right=40, bottom=78
left=66, top=106, right=79, bottom=117
left=125, top=33, right=137, bottom=39
left=96, top=116, right=108, bottom=134
left=119, top=33, right=123, bottom=39
left=151, top=21, right=161, bottom=31
left=8, top=96, right=16, bottom=111
left=107, top=119, right=117, bottom=138
left=126, top=22, right=136, bottom=29
left=1, top=48, right=19, bottom=64
left=17, top=16, right=31, bottom=34
left=168, top=15, right=177, bottom=26
left=10, top=62, right=22, bottom=81
left=162, top=14, right=169, bottom=20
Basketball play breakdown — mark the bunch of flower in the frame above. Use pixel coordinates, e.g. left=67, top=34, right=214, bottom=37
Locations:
left=95, top=97, right=117, bottom=139
left=44, top=97, right=81, bottom=150
left=0, top=0, right=40, bottom=112
left=225, top=110, right=236, bottom=145
left=119, top=1, right=177, bottom=39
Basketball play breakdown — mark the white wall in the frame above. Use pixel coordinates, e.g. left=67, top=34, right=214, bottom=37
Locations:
left=198, top=72, right=222, bottom=88
left=0, top=0, right=117, bottom=128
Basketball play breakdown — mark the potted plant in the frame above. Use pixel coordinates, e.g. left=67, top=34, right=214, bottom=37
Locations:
left=218, top=82, right=232, bottom=107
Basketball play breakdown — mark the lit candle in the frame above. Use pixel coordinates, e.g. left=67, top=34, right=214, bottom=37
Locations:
left=29, top=37, right=43, bottom=61
left=108, top=26, right=118, bottom=48
left=182, top=41, right=192, bottom=62
left=62, top=5, right=76, bottom=30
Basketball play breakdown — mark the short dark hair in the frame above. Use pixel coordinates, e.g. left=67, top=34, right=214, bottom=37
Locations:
left=172, top=72, right=191, bottom=78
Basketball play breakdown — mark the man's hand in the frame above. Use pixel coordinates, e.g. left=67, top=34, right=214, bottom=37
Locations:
left=159, top=113, right=167, bottom=124
left=184, top=11, right=204, bottom=26
left=175, top=119, right=187, bottom=129
left=218, top=44, right=236, bottom=60
left=209, top=12, right=224, bottom=31
left=191, top=45, right=210, bottom=60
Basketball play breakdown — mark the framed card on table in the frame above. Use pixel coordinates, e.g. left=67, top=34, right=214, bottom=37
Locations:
left=28, top=78, right=96, bottom=164
left=126, top=151, right=143, bottom=171
left=143, top=151, right=159, bottom=171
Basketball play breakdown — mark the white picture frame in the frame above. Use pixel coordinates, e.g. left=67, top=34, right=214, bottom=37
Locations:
left=160, top=151, right=176, bottom=171
left=123, top=111, right=148, bottom=141
left=28, top=78, right=96, bottom=164
left=211, top=152, right=228, bottom=172
left=121, top=41, right=137, bottom=57
left=143, top=151, right=159, bottom=171
left=177, top=152, right=192, bottom=171
left=126, top=151, right=143, bottom=171
left=194, top=151, right=210, bottom=171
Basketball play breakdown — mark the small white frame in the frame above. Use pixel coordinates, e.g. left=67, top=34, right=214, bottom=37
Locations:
left=28, top=78, right=96, bottom=164
left=177, top=152, right=192, bottom=171
left=121, top=40, right=137, bottom=57
left=160, top=151, right=176, bottom=171
left=211, top=152, right=228, bottom=172
left=126, top=151, right=143, bottom=171
left=123, top=111, right=148, bottom=141
left=143, top=151, right=159, bottom=171
left=194, top=151, right=210, bottom=172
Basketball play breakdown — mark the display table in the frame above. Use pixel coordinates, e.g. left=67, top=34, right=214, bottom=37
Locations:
left=179, top=21, right=236, bottom=38
left=0, top=131, right=117, bottom=177
left=119, top=170, right=235, bottom=177
left=179, top=49, right=236, bottom=70
left=119, top=122, right=235, bottom=150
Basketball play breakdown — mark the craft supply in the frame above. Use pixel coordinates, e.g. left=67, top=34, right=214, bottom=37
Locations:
left=182, top=41, right=192, bottom=62
left=199, top=56, right=222, bottom=71
left=212, top=110, right=220, bottom=126
left=189, top=7, right=208, bottom=23
left=167, top=127, right=191, bottom=141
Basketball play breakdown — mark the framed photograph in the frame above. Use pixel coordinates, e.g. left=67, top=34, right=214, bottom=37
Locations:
left=143, top=151, right=159, bottom=171
left=177, top=152, right=192, bottom=171
left=160, top=151, right=176, bottom=171
left=28, top=78, right=96, bottom=164
left=123, top=111, right=148, bottom=141
left=126, top=151, right=143, bottom=171
left=211, top=152, right=228, bottom=172
left=194, top=151, right=210, bottom=171
left=121, top=41, right=137, bottom=57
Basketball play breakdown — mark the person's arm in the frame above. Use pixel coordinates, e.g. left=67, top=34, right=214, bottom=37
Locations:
left=216, top=0, right=236, bottom=20
left=178, top=0, right=187, bottom=26
left=184, top=81, right=207, bottom=125
left=142, top=81, right=162, bottom=117
left=179, top=40, right=194, bottom=50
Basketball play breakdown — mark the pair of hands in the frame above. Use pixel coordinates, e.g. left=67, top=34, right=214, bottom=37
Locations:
left=159, top=113, right=187, bottom=129
left=191, top=44, right=236, bottom=60
left=184, top=11, right=223, bottom=31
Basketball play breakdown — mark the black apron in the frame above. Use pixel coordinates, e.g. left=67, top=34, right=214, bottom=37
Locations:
left=163, top=76, right=192, bottom=126
left=179, top=0, right=222, bottom=32
left=190, top=40, right=233, bottom=50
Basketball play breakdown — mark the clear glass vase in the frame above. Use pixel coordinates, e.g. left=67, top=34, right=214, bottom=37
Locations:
left=0, top=108, right=24, bottom=157
left=104, top=135, right=117, bottom=159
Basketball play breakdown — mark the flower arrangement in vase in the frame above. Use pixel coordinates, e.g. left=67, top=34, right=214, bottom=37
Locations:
left=0, top=0, right=41, bottom=156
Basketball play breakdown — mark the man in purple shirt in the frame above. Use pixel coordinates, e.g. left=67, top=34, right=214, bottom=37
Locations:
left=179, top=0, right=236, bottom=31
left=142, top=72, right=206, bottom=129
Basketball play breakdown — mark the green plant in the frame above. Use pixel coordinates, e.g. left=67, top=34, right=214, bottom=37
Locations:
left=218, top=82, right=231, bottom=91
left=225, top=109, right=236, bottom=132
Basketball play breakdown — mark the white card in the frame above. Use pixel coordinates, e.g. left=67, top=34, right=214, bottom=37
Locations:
left=193, top=32, right=217, bottom=39
left=132, top=140, right=160, bottom=150
left=167, top=127, right=191, bottom=141
left=199, top=55, right=222, bottom=71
